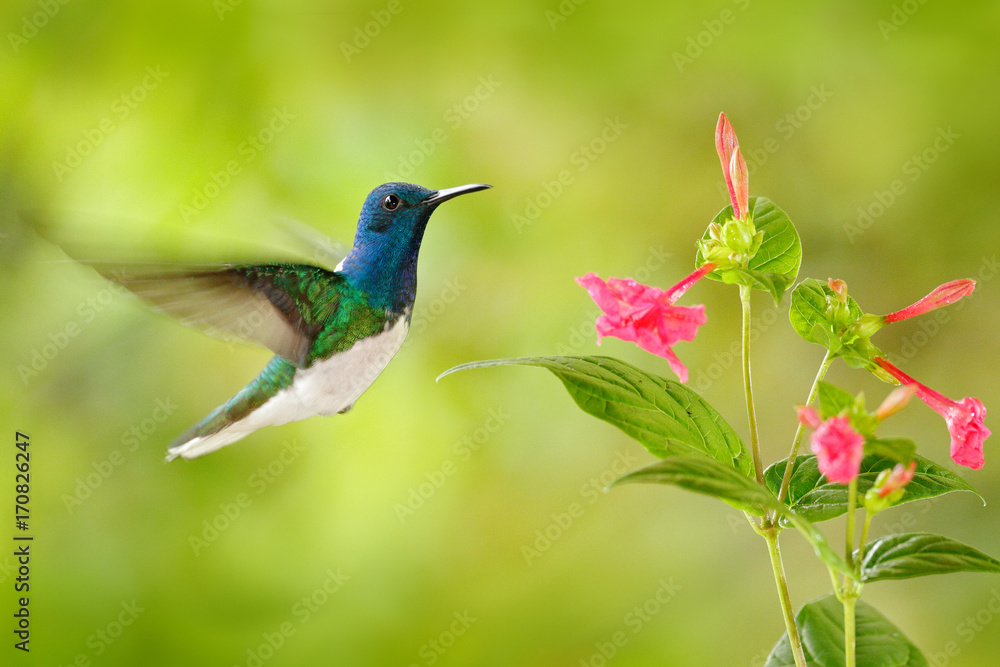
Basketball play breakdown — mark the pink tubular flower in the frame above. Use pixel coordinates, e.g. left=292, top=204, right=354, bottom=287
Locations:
left=809, top=415, right=865, bottom=484
left=874, top=357, right=990, bottom=470
left=715, top=112, right=749, bottom=221
left=883, top=279, right=976, bottom=323
left=575, top=264, right=715, bottom=383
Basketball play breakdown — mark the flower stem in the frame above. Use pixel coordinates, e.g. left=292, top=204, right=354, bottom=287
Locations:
left=739, top=286, right=764, bottom=486
left=843, top=595, right=857, bottom=667
left=860, top=511, right=873, bottom=556
left=778, top=351, right=834, bottom=503
left=763, top=528, right=807, bottom=667
left=845, top=477, right=858, bottom=569
left=841, top=479, right=861, bottom=667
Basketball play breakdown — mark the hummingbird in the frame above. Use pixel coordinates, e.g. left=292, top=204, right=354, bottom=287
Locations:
left=98, top=182, right=490, bottom=460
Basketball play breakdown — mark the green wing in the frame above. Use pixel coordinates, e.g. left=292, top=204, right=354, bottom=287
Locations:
left=94, top=262, right=345, bottom=366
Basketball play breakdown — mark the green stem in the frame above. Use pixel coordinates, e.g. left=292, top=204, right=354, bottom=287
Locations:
left=778, top=351, right=834, bottom=503
left=763, top=528, right=808, bottom=667
left=845, top=477, right=858, bottom=569
left=843, top=595, right=857, bottom=667
left=827, top=566, right=840, bottom=593
left=739, top=286, right=764, bottom=487
left=838, top=480, right=862, bottom=667
left=860, top=511, right=873, bottom=557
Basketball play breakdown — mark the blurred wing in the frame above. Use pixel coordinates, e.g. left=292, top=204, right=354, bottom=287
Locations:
left=94, top=263, right=342, bottom=366
left=271, top=216, right=349, bottom=272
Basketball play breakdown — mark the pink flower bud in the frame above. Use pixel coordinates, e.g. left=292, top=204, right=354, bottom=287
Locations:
left=876, top=461, right=917, bottom=499
left=796, top=405, right=822, bottom=429
left=715, top=113, right=749, bottom=221
left=828, top=278, right=848, bottom=304
left=875, top=385, right=916, bottom=421
left=883, top=279, right=976, bottom=323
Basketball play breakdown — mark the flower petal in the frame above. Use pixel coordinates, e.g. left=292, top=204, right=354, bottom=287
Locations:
left=809, top=416, right=865, bottom=484
left=576, top=273, right=621, bottom=315
left=947, top=397, right=990, bottom=470
left=576, top=270, right=712, bottom=382
left=874, top=357, right=989, bottom=470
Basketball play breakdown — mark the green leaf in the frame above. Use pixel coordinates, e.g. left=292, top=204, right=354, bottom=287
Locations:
left=790, top=279, right=829, bottom=342
left=746, top=197, right=802, bottom=285
left=617, top=456, right=851, bottom=575
left=715, top=267, right=794, bottom=305
left=697, top=196, right=801, bottom=303
left=864, top=438, right=916, bottom=464
left=790, top=278, right=864, bottom=352
left=816, top=381, right=857, bottom=419
left=765, top=594, right=927, bottom=667
left=764, top=454, right=980, bottom=523
left=860, top=533, right=1000, bottom=583
left=438, top=355, right=753, bottom=477
left=612, top=455, right=777, bottom=514
left=807, top=322, right=841, bottom=353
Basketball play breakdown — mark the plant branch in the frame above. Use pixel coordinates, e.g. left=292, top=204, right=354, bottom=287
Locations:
left=845, top=477, right=858, bottom=569
left=763, top=528, right=807, bottom=667
left=843, top=595, right=857, bottom=667
left=860, top=511, right=873, bottom=557
left=778, top=351, right=834, bottom=503
left=839, top=479, right=861, bottom=667
left=740, top=286, right=764, bottom=487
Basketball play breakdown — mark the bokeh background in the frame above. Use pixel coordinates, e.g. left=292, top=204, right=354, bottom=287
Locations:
left=2, top=0, right=999, bottom=665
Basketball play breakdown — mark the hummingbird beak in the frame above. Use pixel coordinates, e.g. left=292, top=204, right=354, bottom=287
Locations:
left=423, top=183, right=492, bottom=206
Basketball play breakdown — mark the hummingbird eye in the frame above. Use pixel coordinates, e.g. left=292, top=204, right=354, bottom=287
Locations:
left=381, top=194, right=400, bottom=211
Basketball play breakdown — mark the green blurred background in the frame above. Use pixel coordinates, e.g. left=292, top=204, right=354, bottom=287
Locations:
left=2, top=0, right=999, bottom=664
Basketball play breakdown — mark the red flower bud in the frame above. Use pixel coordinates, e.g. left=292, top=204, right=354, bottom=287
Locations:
left=715, top=113, right=749, bottom=221
left=883, top=279, right=976, bottom=323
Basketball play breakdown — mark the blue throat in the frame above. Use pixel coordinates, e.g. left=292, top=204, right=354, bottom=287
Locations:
left=338, top=223, right=427, bottom=315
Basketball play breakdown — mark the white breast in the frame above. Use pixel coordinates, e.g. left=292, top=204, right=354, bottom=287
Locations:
left=167, top=316, right=409, bottom=460
left=254, top=315, right=410, bottom=423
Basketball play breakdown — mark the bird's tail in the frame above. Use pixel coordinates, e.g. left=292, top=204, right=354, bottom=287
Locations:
left=166, top=356, right=298, bottom=461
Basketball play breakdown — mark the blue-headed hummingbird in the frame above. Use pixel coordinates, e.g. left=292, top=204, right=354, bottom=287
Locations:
left=98, top=182, right=490, bottom=460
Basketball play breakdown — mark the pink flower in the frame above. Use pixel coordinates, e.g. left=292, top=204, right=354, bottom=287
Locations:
left=883, top=279, right=976, bottom=323
left=576, top=264, right=715, bottom=383
left=874, top=357, right=990, bottom=470
left=716, top=112, right=749, bottom=221
left=876, top=461, right=917, bottom=499
left=805, top=413, right=865, bottom=484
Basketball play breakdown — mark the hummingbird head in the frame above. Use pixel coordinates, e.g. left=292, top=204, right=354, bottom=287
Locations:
left=343, top=182, right=490, bottom=310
